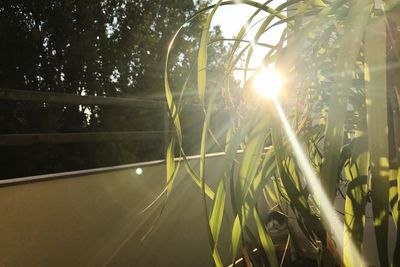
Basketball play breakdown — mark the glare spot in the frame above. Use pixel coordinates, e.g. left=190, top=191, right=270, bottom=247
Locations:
left=136, top=168, right=143, bottom=175
left=253, top=65, right=284, bottom=99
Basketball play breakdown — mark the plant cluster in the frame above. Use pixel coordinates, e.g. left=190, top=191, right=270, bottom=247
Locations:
left=165, top=0, right=400, bottom=266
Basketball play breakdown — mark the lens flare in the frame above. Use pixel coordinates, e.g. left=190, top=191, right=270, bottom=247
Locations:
left=136, top=168, right=143, bottom=175
left=253, top=65, right=283, bottom=99
left=272, top=98, right=365, bottom=266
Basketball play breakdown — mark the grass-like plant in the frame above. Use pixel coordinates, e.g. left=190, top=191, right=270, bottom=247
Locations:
left=164, top=0, right=400, bottom=266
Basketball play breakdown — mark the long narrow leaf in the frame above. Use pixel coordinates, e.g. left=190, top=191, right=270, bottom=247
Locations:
left=365, top=13, right=390, bottom=266
left=343, top=135, right=369, bottom=266
left=320, top=0, right=373, bottom=202
left=198, top=0, right=223, bottom=104
left=253, top=207, right=279, bottom=267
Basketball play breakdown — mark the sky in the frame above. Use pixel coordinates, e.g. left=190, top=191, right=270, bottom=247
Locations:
left=208, top=0, right=285, bottom=71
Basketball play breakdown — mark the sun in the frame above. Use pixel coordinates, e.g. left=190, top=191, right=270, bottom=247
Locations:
left=252, top=65, right=284, bottom=99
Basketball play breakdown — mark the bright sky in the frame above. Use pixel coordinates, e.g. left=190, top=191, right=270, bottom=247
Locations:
left=209, top=0, right=285, bottom=70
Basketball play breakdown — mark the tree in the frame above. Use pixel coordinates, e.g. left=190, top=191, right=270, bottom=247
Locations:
left=0, top=0, right=228, bottom=178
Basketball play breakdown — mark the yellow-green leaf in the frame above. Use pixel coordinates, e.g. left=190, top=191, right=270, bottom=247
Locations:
left=365, top=14, right=390, bottom=267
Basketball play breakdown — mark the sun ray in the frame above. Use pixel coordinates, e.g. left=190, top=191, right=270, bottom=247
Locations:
left=273, top=98, right=366, bottom=266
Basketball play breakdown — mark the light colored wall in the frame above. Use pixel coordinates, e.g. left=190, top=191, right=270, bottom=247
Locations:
left=0, top=154, right=396, bottom=267
left=0, top=156, right=230, bottom=267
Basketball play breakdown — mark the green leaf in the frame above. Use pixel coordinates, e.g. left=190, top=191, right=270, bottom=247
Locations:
left=198, top=0, right=223, bottom=104
left=236, top=115, right=270, bottom=208
left=271, top=120, right=324, bottom=246
left=393, top=169, right=400, bottom=266
left=166, top=138, right=177, bottom=195
left=388, top=81, right=400, bottom=265
left=210, top=180, right=226, bottom=245
left=199, top=90, right=225, bottom=267
left=389, top=169, right=398, bottom=227
left=365, top=13, right=390, bottom=267
left=343, top=135, right=369, bottom=266
left=253, top=207, right=279, bottom=267
left=243, top=1, right=289, bottom=81
left=320, top=0, right=373, bottom=202
left=231, top=215, right=242, bottom=263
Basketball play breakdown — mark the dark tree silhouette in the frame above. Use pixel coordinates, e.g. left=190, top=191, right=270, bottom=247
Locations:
left=0, top=0, right=230, bottom=178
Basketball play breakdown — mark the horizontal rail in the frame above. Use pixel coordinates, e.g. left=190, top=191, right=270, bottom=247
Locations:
left=0, top=150, right=239, bottom=185
left=0, top=131, right=170, bottom=145
left=0, top=88, right=165, bottom=108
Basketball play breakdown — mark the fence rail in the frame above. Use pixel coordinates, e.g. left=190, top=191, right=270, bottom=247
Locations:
left=0, top=88, right=173, bottom=146
left=0, top=88, right=165, bottom=108
left=0, top=131, right=172, bottom=146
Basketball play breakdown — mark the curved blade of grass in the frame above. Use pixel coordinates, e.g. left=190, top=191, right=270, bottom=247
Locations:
left=166, top=138, right=177, bottom=195
left=231, top=146, right=276, bottom=264
left=199, top=89, right=227, bottom=267
left=209, top=180, right=226, bottom=267
left=365, top=13, right=390, bottom=266
left=226, top=3, right=263, bottom=67
left=165, top=24, right=215, bottom=199
left=253, top=207, right=279, bottom=267
left=252, top=147, right=276, bottom=193
left=224, top=120, right=259, bottom=264
left=224, top=0, right=300, bottom=80
left=231, top=214, right=243, bottom=264
left=225, top=0, right=285, bottom=73
left=388, top=88, right=399, bottom=225
left=271, top=117, right=324, bottom=246
left=280, top=0, right=348, bottom=68
left=243, top=1, right=290, bottom=81
left=198, top=0, right=222, bottom=104
left=389, top=169, right=398, bottom=226
left=343, top=135, right=369, bottom=266
left=388, top=85, right=400, bottom=226
left=164, top=11, right=194, bottom=198
left=271, top=121, right=309, bottom=213
left=388, top=80, right=400, bottom=265
left=320, top=0, right=373, bottom=202
left=231, top=142, right=274, bottom=263
left=394, top=168, right=400, bottom=265
left=236, top=114, right=270, bottom=208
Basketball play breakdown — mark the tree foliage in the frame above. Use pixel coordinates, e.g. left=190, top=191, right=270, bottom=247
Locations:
left=0, top=0, right=228, bottom=178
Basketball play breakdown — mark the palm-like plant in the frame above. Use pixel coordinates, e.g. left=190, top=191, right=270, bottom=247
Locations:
left=164, top=0, right=400, bottom=266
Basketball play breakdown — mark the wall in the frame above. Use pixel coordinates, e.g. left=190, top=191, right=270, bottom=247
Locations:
left=0, top=154, right=396, bottom=267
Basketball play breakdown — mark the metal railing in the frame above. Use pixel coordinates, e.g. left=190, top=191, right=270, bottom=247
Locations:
left=0, top=88, right=171, bottom=146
